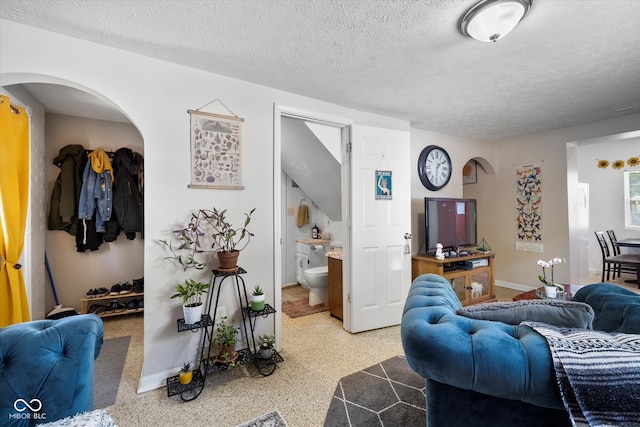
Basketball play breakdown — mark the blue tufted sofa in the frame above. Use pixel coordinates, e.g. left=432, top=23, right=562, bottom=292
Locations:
left=401, top=274, right=640, bottom=427
left=0, top=314, right=104, bottom=426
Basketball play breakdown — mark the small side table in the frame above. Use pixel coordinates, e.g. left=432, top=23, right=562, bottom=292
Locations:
left=512, top=285, right=582, bottom=302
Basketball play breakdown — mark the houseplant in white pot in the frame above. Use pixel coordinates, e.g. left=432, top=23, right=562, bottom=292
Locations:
left=257, top=334, right=275, bottom=360
left=537, top=257, right=565, bottom=298
left=160, top=207, right=255, bottom=272
left=251, top=284, right=265, bottom=311
left=171, top=279, right=210, bottom=324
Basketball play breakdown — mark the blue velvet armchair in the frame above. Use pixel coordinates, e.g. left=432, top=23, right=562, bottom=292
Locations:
left=401, top=274, right=640, bottom=427
left=0, top=314, right=104, bottom=426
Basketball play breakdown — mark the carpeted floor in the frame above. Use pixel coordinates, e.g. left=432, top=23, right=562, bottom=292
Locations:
left=323, top=356, right=426, bottom=427
left=94, top=336, right=130, bottom=409
left=281, top=298, right=329, bottom=318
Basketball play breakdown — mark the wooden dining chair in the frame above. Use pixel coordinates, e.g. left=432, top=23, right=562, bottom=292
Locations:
left=606, top=229, right=637, bottom=277
left=595, top=231, right=640, bottom=285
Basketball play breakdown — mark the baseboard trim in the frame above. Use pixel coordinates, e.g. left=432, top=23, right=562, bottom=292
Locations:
left=496, top=280, right=536, bottom=292
left=137, top=369, right=173, bottom=394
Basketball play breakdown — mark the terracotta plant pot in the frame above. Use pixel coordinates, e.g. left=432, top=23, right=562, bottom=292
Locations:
left=216, top=345, right=239, bottom=365
left=217, top=251, right=240, bottom=271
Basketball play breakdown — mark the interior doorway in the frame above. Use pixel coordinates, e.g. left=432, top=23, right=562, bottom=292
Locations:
left=3, top=81, right=144, bottom=322
left=273, top=105, right=352, bottom=342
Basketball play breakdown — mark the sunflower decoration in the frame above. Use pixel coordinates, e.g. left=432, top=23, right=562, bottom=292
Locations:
left=627, top=156, right=640, bottom=168
left=612, top=160, right=625, bottom=170
left=597, top=159, right=609, bottom=169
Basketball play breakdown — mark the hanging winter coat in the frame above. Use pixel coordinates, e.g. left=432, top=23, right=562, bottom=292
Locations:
left=78, top=148, right=113, bottom=233
left=48, top=144, right=86, bottom=235
left=104, top=148, right=143, bottom=241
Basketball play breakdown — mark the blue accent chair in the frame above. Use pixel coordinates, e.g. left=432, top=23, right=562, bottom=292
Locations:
left=0, top=314, right=104, bottom=426
left=401, top=274, right=640, bottom=427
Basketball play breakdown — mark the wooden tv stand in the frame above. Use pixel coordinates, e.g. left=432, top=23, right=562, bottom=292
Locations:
left=412, top=253, right=496, bottom=306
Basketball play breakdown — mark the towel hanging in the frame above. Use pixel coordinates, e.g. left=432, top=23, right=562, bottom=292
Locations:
left=297, top=199, right=310, bottom=228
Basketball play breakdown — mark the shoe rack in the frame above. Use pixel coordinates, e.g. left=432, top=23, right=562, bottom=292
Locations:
left=80, top=290, right=144, bottom=317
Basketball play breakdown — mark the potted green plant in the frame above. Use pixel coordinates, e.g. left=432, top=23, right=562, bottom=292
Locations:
left=251, top=284, right=265, bottom=311
left=257, top=334, right=275, bottom=360
left=160, top=207, right=255, bottom=272
left=170, top=279, right=210, bottom=324
left=179, top=361, right=193, bottom=385
left=213, top=316, right=240, bottom=365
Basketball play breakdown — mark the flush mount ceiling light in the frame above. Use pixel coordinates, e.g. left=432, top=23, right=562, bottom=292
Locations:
left=459, top=0, right=532, bottom=42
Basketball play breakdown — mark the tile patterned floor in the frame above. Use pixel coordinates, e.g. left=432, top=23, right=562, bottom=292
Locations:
left=323, top=356, right=426, bottom=427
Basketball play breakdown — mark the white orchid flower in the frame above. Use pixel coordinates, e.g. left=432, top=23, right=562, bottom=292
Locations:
left=537, top=260, right=549, bottom=267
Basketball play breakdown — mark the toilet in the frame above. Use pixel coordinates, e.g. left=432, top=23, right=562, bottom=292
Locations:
left=303, top=266, right=329, bottom=306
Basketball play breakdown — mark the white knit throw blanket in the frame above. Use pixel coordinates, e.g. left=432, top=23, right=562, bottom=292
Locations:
left=523, top=322, right=640, bottom=427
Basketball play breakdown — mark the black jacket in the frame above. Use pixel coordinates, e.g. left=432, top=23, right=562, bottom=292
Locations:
left=104, top=148, right=143, bottom=241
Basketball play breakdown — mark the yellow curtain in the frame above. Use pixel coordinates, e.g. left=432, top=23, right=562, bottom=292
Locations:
left=0, top=94, right=30, bottom=326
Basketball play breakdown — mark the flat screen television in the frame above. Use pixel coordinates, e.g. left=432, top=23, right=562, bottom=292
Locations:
left=424, top=197, right=477, bottom=253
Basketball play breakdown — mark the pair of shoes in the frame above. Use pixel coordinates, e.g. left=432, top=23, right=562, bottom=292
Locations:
left=132, top=278, right=144, bottom=294
left=87, top=287, right=110, bottom=298
left=137, top=299, right=144, bottom=310
left=105, top=300, right=125, bottom=313
left=120, top=282, right=133, bottom=294
left=110, top=283, right=121, bottom=295
left=126, top=299, right=140, bottom=311
left=87, top=304, right=106, bottom=315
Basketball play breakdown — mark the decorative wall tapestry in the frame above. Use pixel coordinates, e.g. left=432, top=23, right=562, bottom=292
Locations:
left=515, top=163, right=543, bottom=253
left=188, top=109, right=244, bottom=189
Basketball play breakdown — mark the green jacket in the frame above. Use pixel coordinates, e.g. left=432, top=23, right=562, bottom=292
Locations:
left=48, top=144, right=85, bottom=235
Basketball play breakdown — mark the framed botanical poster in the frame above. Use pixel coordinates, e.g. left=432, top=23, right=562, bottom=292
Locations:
left=188, top=110, right=245, bottom=189
left=375, top=170, right=392, bottom=200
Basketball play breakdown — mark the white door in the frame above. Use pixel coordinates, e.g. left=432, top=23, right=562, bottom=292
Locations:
left=347, top=125, right=412, bottom=333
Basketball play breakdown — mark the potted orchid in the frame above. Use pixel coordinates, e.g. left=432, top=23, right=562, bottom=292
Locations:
left=537, top=257, right=565, bottom=298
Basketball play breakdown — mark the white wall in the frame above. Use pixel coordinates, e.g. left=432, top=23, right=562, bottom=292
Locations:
left=1, top=19, right=408, bottom=392
left=43, top=113, right=144, bottom=312
left=410, top=129, right=496, bottom=254
left=576, top=132, right=640, bottom=273
left=475, top=115, right=640, bottom=289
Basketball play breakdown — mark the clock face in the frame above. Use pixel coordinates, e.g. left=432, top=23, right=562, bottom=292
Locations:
left=418, top=145, right=452, bottom=191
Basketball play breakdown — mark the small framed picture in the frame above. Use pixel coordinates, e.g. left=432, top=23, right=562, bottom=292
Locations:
left=375, top=170, right=392, bottom=200
left=463, top=160, right=477, bottom=185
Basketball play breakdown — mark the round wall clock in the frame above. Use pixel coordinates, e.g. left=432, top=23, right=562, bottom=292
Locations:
left=418, top=145, right=452, bottom=191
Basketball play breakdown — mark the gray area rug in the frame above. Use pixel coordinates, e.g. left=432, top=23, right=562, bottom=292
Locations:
left=236, top=409, right=289, bottom=427
left=324, top=356, right=426, bottom=427
left=93, top=336, right=130, bottom=409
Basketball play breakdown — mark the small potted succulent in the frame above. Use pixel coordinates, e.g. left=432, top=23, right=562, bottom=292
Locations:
left=257, top=334, right=275, bottom=360
left=251, top=284, right=265, bottom=311
left=179, top=361, right=193, bottom=385
left=170, top=279, right=210, bottom=324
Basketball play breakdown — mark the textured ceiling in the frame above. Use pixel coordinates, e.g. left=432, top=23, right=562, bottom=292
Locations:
left=2, top=0, right=640, bottom=141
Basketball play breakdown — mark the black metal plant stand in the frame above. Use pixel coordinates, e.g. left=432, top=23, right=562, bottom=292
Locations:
left=166, top=267, right=283, bottom=401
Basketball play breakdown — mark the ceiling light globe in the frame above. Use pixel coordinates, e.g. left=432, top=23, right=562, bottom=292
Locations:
left=460, top=0, right=532, bottom=43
